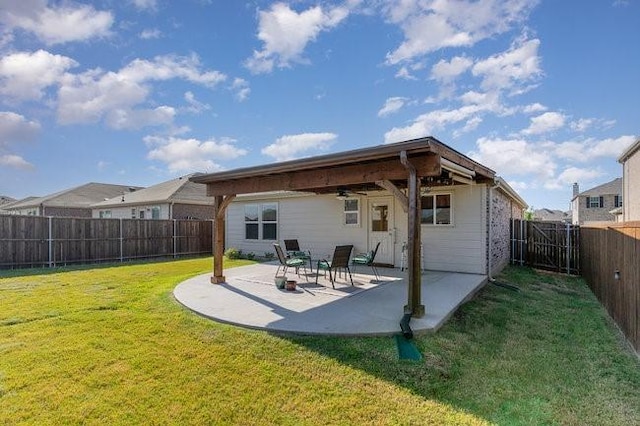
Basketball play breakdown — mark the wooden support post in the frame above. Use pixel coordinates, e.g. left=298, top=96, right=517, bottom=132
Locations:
left=211, top=194, right=236, bottom=284
left=401, top=151, right=425, bottom=318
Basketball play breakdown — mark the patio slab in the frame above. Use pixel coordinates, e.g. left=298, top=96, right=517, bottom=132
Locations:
left=173, top=262, right=487, bottom=336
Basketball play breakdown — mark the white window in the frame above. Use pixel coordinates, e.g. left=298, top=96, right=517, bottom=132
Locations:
left=139, top=210, right=145, bottom=219
left=99, top=210, right=112, bottom=218
left=244, top=203, right=278, bottom=240
left=421, top=194, right=452, bottom=225
left=343, top=199, right=360, bottom=226
left=151, top=206, right=161, bottom=219
left=587, top=196, right=602, bottom=208
left=131, top=208, right=136, bottom=218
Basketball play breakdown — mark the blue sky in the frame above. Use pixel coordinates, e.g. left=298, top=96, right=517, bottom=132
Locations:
left=0, top=0, right=638, bottom=210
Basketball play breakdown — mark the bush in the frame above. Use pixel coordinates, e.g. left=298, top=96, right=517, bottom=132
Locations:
left=245, top=252, right=256, bottom=260
left=224, top=247, right=241, bottom=259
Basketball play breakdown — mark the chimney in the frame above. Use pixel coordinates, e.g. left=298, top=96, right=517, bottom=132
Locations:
left=572, top=182, right=579, bottom=198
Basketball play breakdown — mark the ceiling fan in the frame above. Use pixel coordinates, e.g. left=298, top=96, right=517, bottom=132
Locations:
left=336, top=186, right=366, bottom=199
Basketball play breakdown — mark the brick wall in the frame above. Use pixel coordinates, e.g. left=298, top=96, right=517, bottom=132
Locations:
left=490, top=188, right=523, bottom=275
left=576, top=195, right=618, bottom=225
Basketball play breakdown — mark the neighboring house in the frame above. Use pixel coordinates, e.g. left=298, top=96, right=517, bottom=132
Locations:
left=618, top=138, right=640, bottom=222
left=91, top=173, right=214, bottom=220
left=193, top=138, right=528, bottom=277
left=0, top=195, right=15, bottom=207
left=2, top=183, right=142, bottom=217
left=571, top=178, right=623, bottom=225
left=533, top=208, right=571, bottom=223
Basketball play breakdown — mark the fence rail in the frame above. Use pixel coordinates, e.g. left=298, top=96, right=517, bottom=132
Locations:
left=510, top=219, right=580, bottom=275
left=0, top=215, right=213, bottom=269
left=580, top=222, right=640, bottom=354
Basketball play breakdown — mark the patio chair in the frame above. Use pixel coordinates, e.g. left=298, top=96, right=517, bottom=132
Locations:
left=315, top=245, right=354, bottom=289
left=284, top=239, right=312, bottom=272
left=351, top=241, right=381, bottom=281
left=274, top=243, right=307, bottom=278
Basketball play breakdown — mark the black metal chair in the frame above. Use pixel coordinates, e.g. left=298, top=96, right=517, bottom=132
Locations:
left=284, top=239, right=312, bottom=272
left=351, top=241, right=381, bottom=281
left=315, top=245, right=354, bottom=289
left=274, top=243, right=307, bottom=278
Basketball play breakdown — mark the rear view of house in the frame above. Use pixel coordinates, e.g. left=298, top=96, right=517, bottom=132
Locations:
left=618, top=138, right=640, bottom=222
left=571, top=178, right=622, bottom=225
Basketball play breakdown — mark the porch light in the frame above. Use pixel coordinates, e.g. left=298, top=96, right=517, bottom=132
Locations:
left=614, top=269, right=620, bottom=281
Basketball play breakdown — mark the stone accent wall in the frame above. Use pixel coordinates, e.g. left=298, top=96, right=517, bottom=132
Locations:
left=490, top=188, right=522, bottom=275
left=172, top=203, right=214, bottom=220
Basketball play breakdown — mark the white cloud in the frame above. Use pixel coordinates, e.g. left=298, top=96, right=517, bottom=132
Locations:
left=145, top=135, right=247, bottom=173
left=105, top=106, right=176, bottom=130
left=555, top=135, right=636, bottom=162
left=395, top=66, right=417, bottom=80
left=522, top=103, right=547, bottom=114
left=57, top=54, right=226, bottom=127
left=231, top=78, right=250, bottom=102
left=0, top=154, right=34, bottom=170
left=378, top=97, right=408, bottom=117
left=262, top=133, right=337, bottom=161
left=570, top=118, right=593, bottom=132
left=245, top=3, right=349, bottom=74
left=472, top=38, right=542, bottom=94
left=522, top=111, right=566, bottom=135
left=183, top=91, right=210, bottom=114
left=384, top=0, right=538, bottom=64
left=0, top=50, right=77, bottom=101
left=556, top=166, right=604, bottom=187
left=469, top=137, right=556, bottom=180
left=131, top=0, right=158, bottom=11
left=0, top=0, right=113, bottom=45
left=430, top=56, right=473, bottom=83
left=0, top=111, right=40, bottom=147
left=139, top=28, right=161, bottom=40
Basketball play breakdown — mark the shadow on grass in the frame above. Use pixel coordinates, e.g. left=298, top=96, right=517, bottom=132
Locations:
left=279, top=266, right=640, bottom=424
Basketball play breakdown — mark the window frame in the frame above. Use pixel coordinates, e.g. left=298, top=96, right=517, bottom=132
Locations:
left=343, top=198, right=360, bottom=227
left=244, top=202, right=278, bottom=241
left=587, top=196, right=602, bottom=208
left=420, top=193, right=453, bottom=226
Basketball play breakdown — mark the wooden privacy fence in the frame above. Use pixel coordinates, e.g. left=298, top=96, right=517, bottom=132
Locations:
left=0, top=215, right=213, bottom=269
left=580, top=222, right=640, bottom=354
left=510, top=219, right=580, bottom=275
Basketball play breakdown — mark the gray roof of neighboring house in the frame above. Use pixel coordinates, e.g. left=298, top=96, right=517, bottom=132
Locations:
left=92, top=173, right=212, bottom=207
left=533, top=208, right=571, bottom=222
left=574, top=177, right=622, bottom=200
left=5, top=183, right=143, bottom=210
left=618, top=138, right=640, bottom=163
left=0, top=195, right=16, bottom=206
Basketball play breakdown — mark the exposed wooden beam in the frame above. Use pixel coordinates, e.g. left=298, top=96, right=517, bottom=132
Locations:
left=216, top=194, right=236, bottom=220
left=376, top=180, right=408, bottom=213
left=206, top=154, right=441, bottom=196
left=400, top=151, right=425, bottom=318
left=211, top=195, right=234, bottom=284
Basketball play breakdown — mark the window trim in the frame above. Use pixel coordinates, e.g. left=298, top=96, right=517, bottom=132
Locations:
left=420, top=193, right=453, bottom=226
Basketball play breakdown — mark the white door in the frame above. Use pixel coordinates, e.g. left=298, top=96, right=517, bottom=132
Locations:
left=368, top=197, right=395, bottom=265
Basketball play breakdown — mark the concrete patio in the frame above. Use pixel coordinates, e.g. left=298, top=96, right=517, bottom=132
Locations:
left=173, top=262, right=487, bottom=336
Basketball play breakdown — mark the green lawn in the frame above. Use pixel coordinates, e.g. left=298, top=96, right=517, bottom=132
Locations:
left=1, top=259, right=638, bottom=425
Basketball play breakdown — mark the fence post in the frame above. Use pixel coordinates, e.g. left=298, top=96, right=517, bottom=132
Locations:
left=173, top=219, right=177, bottom=258
left=48, top=216, right=53, bottom=268
left=119, top=218, right=124, bottom=263
left=566, top=223, right=570, bottom=274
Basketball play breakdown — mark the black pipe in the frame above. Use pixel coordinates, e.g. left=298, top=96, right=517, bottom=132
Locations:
left=400, top=313, right=413, bottom=339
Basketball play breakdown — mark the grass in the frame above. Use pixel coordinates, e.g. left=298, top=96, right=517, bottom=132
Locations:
left=1, top=259, right=639, bottom=425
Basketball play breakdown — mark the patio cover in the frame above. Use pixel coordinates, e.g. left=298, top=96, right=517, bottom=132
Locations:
left=191, top=136, right=495, bottom=317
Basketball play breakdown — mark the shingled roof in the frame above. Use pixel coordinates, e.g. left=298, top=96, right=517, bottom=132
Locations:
left=575, top=178, right=622, bottom=199
left=4, top=183, right=143, bottom=210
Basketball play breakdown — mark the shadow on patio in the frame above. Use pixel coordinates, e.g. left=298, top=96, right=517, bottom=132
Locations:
left=174, top=262, right=487, bottom=336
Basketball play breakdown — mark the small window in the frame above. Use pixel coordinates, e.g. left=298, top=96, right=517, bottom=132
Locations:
left=99, top=210, right=112, bottom=219
left=131, top=208, right=136, bottom=219
left=151, top=206, right=160, bottom=219
left=344, top=199, right=359, bottom=226
left=421, top=194, right=451, bottom=225
left=139, top=210, right=145, bottom=219
left=244, top=203, right=278, bottom=240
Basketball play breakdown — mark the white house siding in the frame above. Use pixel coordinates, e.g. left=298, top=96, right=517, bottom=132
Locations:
left=226, top=194, right=369, bottom=260
left=225, top=185, right=490, bottom=275
left=623, top=150, right=640, bottom=221
left=420, top=185, right=487, bottom=274
left=92, top=204, right=170, bottom=219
